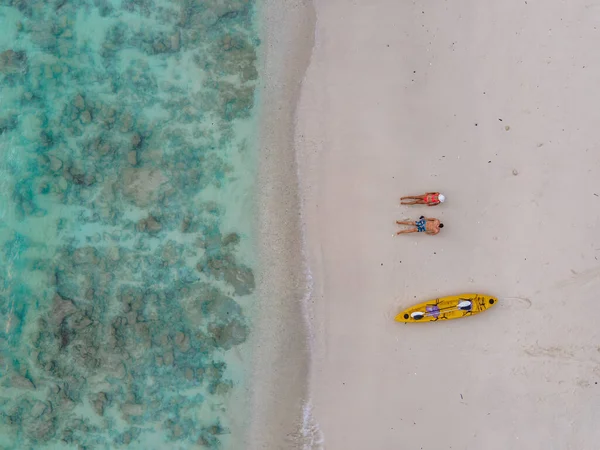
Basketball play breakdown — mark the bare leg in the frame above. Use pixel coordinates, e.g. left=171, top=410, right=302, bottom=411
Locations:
left=396, top=220, right=416, bottom=225
left=401, top=196, right=424, bottom=200
left=400, top=199, right=424, bottom=205
left=396, top=228, right=418, bottom=235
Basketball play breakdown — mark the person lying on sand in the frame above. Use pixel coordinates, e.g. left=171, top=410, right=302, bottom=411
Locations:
left=396, top=216, right=444, bottom=235
left=400, top=192, right=445, bottom=206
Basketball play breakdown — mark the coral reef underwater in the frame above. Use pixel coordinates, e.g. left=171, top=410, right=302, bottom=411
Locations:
left=0, top=0, right=260, bottom=448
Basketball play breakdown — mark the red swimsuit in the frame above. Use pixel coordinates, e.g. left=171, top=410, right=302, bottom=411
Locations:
left=424, top=193, right=439, bottom=204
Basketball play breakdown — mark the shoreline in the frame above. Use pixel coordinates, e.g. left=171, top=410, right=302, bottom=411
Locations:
left=248, top=0, right=316, bottom=448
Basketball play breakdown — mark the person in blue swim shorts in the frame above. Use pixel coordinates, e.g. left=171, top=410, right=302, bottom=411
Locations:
left=396, top=216, right=443, bottom=235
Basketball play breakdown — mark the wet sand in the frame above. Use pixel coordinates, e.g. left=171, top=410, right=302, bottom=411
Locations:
left=249, top=0, right=315, bottom=448
left=295, top=0, right=600, bottom=449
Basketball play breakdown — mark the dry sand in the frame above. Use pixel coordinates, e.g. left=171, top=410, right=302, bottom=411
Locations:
left=294, top=0, right=600, bottom=449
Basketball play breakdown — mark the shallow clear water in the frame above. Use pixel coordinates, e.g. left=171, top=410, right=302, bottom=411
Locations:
left=0, top=0, right=260, bottom=448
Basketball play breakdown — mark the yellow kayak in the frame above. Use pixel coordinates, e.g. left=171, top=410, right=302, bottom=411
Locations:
left=395, top=293, right=497, bottom=323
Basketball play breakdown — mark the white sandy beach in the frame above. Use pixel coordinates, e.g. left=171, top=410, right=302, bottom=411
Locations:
left=291, top=0, right=600, bottom=449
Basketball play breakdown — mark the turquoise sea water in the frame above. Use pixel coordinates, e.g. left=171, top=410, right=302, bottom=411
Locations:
left=0, top=0, right=260, bottom=448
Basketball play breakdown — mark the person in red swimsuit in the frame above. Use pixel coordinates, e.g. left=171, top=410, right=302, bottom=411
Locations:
left=400, top=192, right=445, bottom=206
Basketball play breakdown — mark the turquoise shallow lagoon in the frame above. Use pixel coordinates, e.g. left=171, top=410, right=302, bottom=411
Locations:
left=0, top=0, right=260, bottom=448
